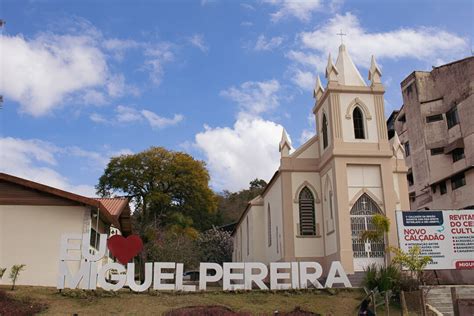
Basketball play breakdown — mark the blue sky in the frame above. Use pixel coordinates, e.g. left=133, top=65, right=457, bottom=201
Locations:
left=0, top=0, right=472, bottom=195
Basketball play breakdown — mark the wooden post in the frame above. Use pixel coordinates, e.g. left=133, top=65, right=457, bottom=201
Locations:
left=385, top=291, right=390, bottom=316
left=400, top=290, right=409, bottom=316
left=451, top=287, right=459, bottom=316
left=420, top=287, right=427, bottom=316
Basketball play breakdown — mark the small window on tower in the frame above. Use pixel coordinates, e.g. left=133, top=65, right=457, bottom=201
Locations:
left=404, top=142, right=410, bottom=157
left=446, top=106, right=459, bottom=129
left=322, top=114, right=329, bottom=149
left=452, top=148, right=465, bottom=162
left=353, top=107, right=365, bottom=139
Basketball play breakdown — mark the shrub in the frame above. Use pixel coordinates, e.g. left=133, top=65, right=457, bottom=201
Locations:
left=9, top=264, right=26, bottom=291
left=363, top=263, right=401, bottom=293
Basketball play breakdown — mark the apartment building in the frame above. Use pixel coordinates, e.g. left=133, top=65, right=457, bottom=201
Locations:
left=390, top=57, right=474, bottom=210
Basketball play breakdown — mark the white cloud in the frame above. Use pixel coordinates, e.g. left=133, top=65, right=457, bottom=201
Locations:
left=141, top=110, right=184, bottom=129
left=241, top=21, right=253, bottom=27
left=0, top=33, right=108, bottom=116
left=264, top=0, right=323, bottom=22
left=291, top=69, right=314, bottom=90
left=116, top=105, right=143, bottom=123
left=90, top=105, right=183, bottom=129
left=90, top=112, right=106, bottom=123
left=220, top=79, right=281, bottom=117
left=254, top=35, right=284, bottom=51
left=299, top=129, right=315, bottom=144
left=286, top=12, right=468, bottom=91
left=144, top=43, right=175, bottom=85
left=195, top=118, right=284, bottom=191
left=189, top=34, right=209, bottom=53
left=0, top=137, right=96, bottom=196
left=292, top=12, right=469, bottom=72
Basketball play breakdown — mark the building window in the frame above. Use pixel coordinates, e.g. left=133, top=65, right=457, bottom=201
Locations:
left=426, top=114, right=443, bottom=123
left=431, top=185, right=437, bottom=194
left=446, top=106, right=459, bottom=129
left=299, top=187, right=316, bottom=235
left=430, top=147, right=444, bottom=155
left=440, top=181, right=447, bottom=195
left=246, top=217, right=249, bottom=256
left=267, top=204, right=272, bottom=247
left=451, top=172, right=466, bottom=190
left=329, top=191, right=334, bottom=220
left=452, top=148, right=465, bottom=162
left=407, top=170, right=414, bottom=186
left=404, top=142, right=410, bottom=157
left=90, top=228, right=98, bottom=249
left=353, top=107, right=365, bottom=139
left=322, top=114, right=328, bottom=149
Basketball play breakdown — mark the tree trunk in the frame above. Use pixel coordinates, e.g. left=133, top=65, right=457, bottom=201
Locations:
left=372, top=291, right=377, bottom=316
left=384, top=291, right=389, bottom=316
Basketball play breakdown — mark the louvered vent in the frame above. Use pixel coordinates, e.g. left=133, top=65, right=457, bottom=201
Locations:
left=299, top=187, right=316, bottom=235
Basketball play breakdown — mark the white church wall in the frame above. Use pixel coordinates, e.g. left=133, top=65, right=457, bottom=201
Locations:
left=339, top=93, right=379, bottom=143
left=263, top=176, right=283, bottom=264
left=291, top=172, right=324, bottom=258
left=322, top=169, right=338, bottom=256
left=293, top=136, right=319, bottom=159
left=346, top=165, right=383, bottom=203
left=250, top=205, right=265, bottom=262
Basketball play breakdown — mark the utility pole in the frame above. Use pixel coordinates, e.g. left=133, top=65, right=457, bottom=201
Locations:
left=0, top=19, right=4, bottom=109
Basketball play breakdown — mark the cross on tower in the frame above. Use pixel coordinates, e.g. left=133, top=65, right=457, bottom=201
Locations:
left=337, top=29, right=346, bottom=44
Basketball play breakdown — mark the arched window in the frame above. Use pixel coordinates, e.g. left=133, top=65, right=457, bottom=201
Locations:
left=322, top=114, right=329, bottom=148
left=267, top=204, right=272, bottom=246
left=299, top=187, right=316, bottom=235
left=353, top=107, right=365, bottom=139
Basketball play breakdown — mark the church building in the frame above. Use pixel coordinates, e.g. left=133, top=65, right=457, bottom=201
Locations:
left=231, top=44, right=410, bottom=277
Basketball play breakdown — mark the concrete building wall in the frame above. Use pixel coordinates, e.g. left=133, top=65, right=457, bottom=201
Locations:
left=395, top=56, right=474, bottom=210
left=0, top=205, right=88, bottom=287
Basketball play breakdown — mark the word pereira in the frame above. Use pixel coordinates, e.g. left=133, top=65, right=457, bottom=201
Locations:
left=57, top=234, right=352, bottom=291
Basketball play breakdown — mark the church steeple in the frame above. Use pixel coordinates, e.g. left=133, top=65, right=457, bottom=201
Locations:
left=334, top=44, right=366, bottom=86
left=325, top=53, right=339, bottom=83
left=368, top=55, right=382, bottom=86
left=279, top=128, right=291, bottom=157
left=313, top=75, right=324, bottom=101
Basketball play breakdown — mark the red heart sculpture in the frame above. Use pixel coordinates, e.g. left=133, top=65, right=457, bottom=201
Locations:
left=107, top=235, right=143, bottom=265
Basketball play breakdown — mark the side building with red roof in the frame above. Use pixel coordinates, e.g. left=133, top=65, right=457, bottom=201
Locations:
left=0, top=172, right=132, bottom=287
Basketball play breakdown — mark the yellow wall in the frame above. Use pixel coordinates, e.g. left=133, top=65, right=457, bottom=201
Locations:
left=0, top=205, right=87, bottom=287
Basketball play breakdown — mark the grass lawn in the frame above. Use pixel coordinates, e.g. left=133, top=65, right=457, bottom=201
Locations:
left=1, top=285, right=408, bottom=315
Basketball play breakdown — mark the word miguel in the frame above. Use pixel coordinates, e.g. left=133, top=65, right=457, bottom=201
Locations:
left=57, top=234, right=352, bottom=291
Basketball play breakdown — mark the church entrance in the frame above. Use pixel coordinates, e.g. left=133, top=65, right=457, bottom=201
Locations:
left=350, top=193, right=385, bottom=271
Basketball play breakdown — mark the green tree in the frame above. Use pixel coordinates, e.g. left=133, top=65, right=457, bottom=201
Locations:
left=390, top=245, right=432, bottom=286
left=361, top=213, right=390, bottom=242
left=216, top=178, right=267, bottom=224
left=9, top=264, right=26, bottom=290
left=0, top=267, right=6, bottom=279
left=96, top=147, right=217, bottom=232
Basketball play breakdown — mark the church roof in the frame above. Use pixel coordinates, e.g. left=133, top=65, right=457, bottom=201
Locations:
left=335, top=44, right=366, bottom=86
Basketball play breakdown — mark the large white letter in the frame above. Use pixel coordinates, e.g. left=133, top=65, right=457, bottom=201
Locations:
left=59, top=234, right=82, bottom=261
left=223, top=262, right=244, bottom=291
left=57, top=261, right=90, bottom=289
left=127, top=262, right=152, bottom=292
left=199, top=263, right=223, bottom=291
left=299, top=262, right=323, bottom=289
left=82, top=233, right=107, bottom=262
left=153, top=262, right=176, bottom=290
left=244, top=262, right=268, bottom=290
left=175, top=263, right=196, bottom=292
left=325, top=261, right=352, bottom=288
left=97, top=263, right=126, bottom=291
left=270, top=262, right=291, bottom=290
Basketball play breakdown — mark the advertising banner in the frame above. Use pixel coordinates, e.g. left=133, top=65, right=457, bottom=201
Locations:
left=395, top=210, right=474, bottom=270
